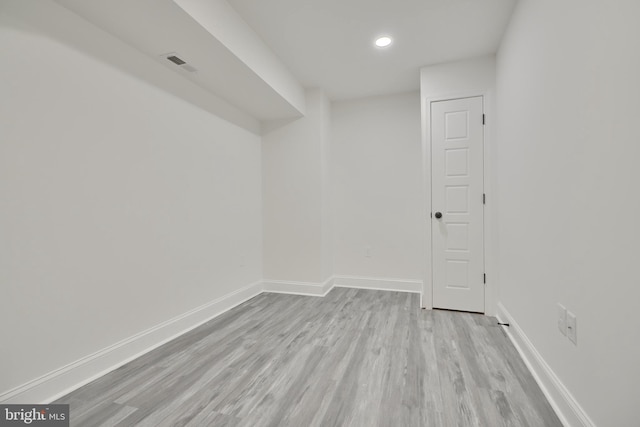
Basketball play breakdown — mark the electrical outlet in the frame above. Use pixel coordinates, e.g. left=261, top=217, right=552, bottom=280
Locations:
left=557, top=304, right=567, bottom=336
left=567, top=311, right=577, bottom=345
left=365, top=246, right=372, bottom=258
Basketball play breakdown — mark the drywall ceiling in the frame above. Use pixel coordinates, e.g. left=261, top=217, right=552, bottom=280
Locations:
left=54, top=0, right=305, bottom=124
left=227, top=0, right=517, bottom=100
left=53, top=0, right=516, bottom=127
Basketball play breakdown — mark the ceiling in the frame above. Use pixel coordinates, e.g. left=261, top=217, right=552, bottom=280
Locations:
left=54, top=0, right=516, bottom=130
left=227, top=0, right=517, bottom=100
left=55, top=0, right=305, bottom=125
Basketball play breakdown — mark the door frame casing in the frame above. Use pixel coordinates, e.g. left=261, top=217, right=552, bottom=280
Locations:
left=420, top=90, right=497, bottom=316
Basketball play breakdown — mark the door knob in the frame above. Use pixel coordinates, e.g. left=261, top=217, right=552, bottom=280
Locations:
left=435, top=212, right=442, bottom=219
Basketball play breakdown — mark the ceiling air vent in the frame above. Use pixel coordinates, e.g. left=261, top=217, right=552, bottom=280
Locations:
left=161, top=52, right=197, bottom=73
left=167, top=55, right=186, bottom=65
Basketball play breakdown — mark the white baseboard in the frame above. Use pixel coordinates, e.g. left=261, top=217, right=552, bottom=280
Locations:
left=333, top=275, right=422, bottom=293
left=0, top=281, right=263, bottom=405
left=262, top=277, right=334, bottom=297
left=496, top=303, right=596, bottom=427
left=262, top=276, right=422, bottom=296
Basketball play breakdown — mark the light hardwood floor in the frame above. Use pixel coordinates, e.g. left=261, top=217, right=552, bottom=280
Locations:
left=56, top=288, right=562, bottom=426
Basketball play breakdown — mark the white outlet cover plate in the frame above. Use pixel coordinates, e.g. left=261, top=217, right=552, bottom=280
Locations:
left=557, top=304, right=567, bottom=336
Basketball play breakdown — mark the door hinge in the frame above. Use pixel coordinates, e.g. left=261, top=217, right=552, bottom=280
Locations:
left=482, top=114, right=485, bottom=125
left=483, top=273, right=486, bottom=284
left=483, top=193, right=486, bottom=204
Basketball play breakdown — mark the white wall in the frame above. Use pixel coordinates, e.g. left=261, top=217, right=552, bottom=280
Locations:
left=421, top=55, right=496, bottom=100
left=496, top=0, right=640, bottom=425
left=0, top=1, right=262, bottom=397
left=262, top=90, right=331, bottom=284
left=320, top=95, right=333, bottom=281
left=420, top=55, right=498, bottom=311
left=332, top=92, right=424, bottom=281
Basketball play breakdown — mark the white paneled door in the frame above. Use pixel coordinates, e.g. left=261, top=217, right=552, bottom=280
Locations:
left=431, top=96, right=485, bottom=313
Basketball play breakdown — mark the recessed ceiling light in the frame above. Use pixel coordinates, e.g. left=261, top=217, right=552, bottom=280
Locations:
left=375, top=36, right=392, bottom=48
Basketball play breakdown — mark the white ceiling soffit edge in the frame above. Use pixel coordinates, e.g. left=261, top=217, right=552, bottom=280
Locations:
left=6, top=0, right=257, bottom=134
left=173, top=0, right=306, bottom=116
left=53, top=0, right=305, bottom=129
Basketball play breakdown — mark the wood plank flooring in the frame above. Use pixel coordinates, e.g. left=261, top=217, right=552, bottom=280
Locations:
left=55, top=288, right=562, bottom=426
